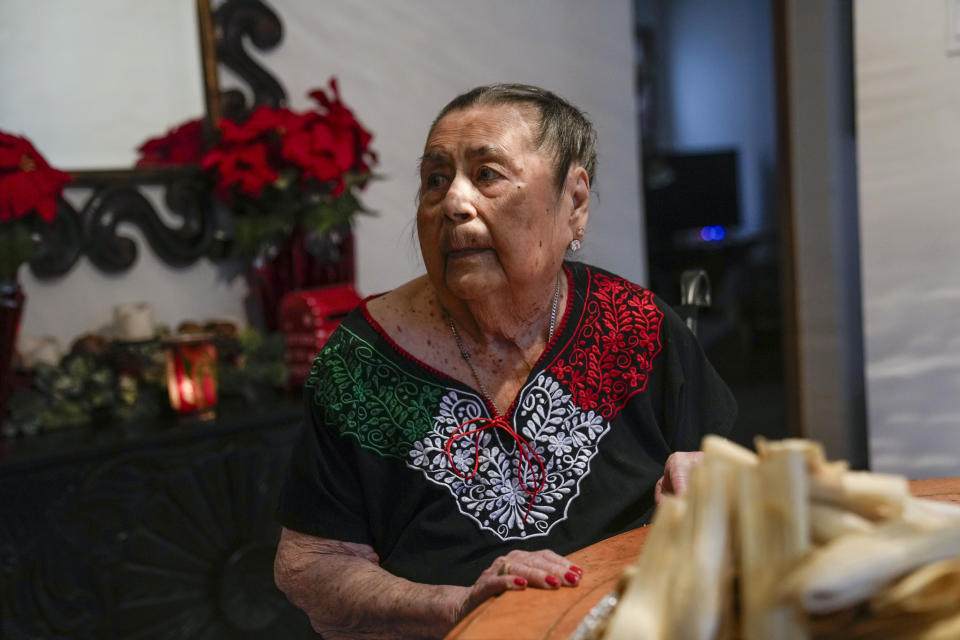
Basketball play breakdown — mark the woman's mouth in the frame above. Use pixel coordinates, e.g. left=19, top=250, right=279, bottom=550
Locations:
left=447, top=248, right=490, bottom=259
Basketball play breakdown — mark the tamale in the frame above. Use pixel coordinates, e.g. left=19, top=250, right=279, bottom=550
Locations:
left=871, top=556, right=960, bottom=615
left=738, top=449, right=810, bottom=640
left=780, top=522, right=960, bottom=614
left=809, top=503, right=875, bottom=544
left=600, top=497, right=687, bottom=640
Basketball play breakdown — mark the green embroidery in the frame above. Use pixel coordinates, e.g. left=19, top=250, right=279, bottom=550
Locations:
left=306, top=327, right=445, bottom=460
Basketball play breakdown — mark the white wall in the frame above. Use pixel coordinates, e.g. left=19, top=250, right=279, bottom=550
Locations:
left=856, top=0, right=960, bottom=478
left=8, top=1, right=644, bottom=349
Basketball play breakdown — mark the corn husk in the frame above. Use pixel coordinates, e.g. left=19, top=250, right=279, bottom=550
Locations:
left=809, top=503, right=875, bottom=544
left=806, top=607, right=960, bottom=640
left=810, top=471, right=909, bottom=521
left=601, top=497, right=686, bottom=640
left=902, top=496, right=960, bottom=530
left=870, top=556, right=960, bottom=615
left=702, top=434, right=758, bottom=467
left=594, top=437, right=960, bottom=640
left=755, top=437, right=825, bottom=468
left=780, top=522, right=960, bottom=615
left=667, top=458, right=736, bottom=639
left=738, top=449, right=810, bottom=640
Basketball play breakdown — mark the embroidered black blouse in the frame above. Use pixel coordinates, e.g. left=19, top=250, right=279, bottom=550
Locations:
left=277, top=262, right=737, bottom=586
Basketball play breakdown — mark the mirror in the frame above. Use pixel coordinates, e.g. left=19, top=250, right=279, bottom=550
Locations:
left=0, top=0, right=240, bottom=277
left=0, top=0, right=214, bottom=171
left=0, top=0, right=284, bottom=277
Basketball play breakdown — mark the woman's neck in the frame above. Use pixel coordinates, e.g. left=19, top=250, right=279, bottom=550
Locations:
left=436, top=271, right=565, bottom=354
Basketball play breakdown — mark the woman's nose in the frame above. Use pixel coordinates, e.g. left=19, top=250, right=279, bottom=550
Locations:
left=442, top=174, right=477, bottom=223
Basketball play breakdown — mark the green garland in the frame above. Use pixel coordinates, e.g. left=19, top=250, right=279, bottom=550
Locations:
left=2, top=329, right=289, bottom=438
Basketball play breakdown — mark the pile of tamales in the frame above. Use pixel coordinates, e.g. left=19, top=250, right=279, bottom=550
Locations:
left=592, top=436, right=960, bottom=640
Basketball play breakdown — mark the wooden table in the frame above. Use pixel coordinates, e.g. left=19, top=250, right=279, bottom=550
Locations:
left=447, top=477, right=960, bottom=640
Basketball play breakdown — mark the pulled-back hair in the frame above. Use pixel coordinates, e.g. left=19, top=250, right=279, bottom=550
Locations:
left=428, top=83, right=598, bottom=193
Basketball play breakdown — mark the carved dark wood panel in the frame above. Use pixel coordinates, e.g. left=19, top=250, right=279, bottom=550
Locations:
left=82, top=177, right=217, bottom=273
left=215, top=0, right=287, bottom=121
left=0, top=417, right=315, bottom=639
left=28, top=199, right=83, bottom=278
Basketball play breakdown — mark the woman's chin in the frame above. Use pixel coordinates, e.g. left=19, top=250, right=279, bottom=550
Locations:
left=443, top=270, right=503, bottom=301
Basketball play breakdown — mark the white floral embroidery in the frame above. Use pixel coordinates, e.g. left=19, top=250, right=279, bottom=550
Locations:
left=406, top=373, right=610, bottom=541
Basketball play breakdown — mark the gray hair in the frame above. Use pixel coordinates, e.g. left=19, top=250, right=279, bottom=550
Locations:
left=427, top=83, right=598, bottom=194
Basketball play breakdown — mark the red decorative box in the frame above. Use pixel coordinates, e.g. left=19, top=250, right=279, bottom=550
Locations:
left=280, top=284, right=362, bottom=386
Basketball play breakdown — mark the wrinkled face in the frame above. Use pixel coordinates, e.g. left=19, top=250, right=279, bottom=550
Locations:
left=417, top=104, right=584, bottom=303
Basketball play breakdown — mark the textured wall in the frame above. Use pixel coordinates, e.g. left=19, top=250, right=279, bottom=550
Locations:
left=6, top=1, right=643, bottom=348
left=856, top=0, right=960, bottom=478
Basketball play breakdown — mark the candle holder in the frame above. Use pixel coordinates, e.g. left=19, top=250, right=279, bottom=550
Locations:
left=164, top=334, right=218, bottom=420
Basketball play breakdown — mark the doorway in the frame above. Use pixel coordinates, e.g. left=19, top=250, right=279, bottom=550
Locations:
left=635, top=0, right=788, bottom=446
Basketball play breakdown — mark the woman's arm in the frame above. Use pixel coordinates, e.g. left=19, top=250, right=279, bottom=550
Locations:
left=274, top=527, right=464, bottom=639
left=274, top=527, right=582, bottom=639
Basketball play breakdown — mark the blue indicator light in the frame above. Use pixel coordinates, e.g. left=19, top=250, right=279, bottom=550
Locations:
left=699, top=226, right=727, bottom=242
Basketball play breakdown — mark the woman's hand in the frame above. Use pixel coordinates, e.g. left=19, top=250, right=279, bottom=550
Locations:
left=654, top=451, right=704, bottom=505
left=458, top=549, right=583, bottom=618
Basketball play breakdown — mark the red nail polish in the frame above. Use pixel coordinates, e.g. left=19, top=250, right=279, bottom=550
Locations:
left=514, top=577, right=527, bottom=587
left=545, top=575, right=560, bottom=587
left=565, top=571, right=578, bottom=584
left=570, top=565, right=583, bottom=575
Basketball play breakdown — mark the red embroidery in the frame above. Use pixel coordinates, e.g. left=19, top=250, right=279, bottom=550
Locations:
left=443, top=414, right=546, bottom=522
left=549, top=272, right=663, bottom=418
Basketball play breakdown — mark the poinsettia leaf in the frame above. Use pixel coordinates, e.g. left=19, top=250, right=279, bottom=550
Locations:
left=0, top=220, right=35, bottom=278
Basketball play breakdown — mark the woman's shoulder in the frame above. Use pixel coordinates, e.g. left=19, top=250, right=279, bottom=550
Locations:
left=566, top=260, right=686, bottom=334
left=567, top=261, right=658, bottom=301
left=364, top=275, right=434, bottom=335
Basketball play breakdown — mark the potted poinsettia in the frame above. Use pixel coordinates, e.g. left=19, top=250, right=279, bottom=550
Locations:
left=136, top=78, right=377, bottom=330
left=0, top=130, right=71, bottom=425
left=200, top=77, right=377, bottom=329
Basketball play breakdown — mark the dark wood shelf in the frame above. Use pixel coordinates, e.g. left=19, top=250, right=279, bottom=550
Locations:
left=0, top=395, right=302, bottom=474
left=0, top=394, right=315, bottom=639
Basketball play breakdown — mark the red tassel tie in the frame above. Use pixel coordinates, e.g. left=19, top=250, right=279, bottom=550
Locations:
left=444, top=415, right=546, bottom=522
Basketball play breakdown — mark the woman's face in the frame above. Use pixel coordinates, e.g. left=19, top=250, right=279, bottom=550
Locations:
left=417, top=104, right=588, bottom=304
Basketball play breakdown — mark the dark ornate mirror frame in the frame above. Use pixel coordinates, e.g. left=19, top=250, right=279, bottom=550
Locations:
left=29, top=0, right=288, bottom=278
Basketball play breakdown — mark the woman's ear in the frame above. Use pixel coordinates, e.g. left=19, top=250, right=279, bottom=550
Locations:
left=567, top=166, right=590, bottom=232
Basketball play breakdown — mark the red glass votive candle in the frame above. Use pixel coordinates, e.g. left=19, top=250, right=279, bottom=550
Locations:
left=164, top=334, right=218, bottom=419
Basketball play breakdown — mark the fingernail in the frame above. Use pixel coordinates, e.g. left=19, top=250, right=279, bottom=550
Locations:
left=545, top=575, right=560, bottom=588
left=570, top=565, right=583, bottom=575
left=564, top=571, right=578, bottom=584
left=514, top=577, right=527, bottom=587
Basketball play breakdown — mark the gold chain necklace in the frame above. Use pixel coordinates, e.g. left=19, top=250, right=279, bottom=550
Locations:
left=447, top=274, right=562, bottom=412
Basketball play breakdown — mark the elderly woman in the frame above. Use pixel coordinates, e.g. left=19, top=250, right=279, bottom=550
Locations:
left=274, top=84, right=736, bottom=638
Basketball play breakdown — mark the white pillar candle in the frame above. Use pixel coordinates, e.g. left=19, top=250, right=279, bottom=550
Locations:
left=114, top=303, right=155, bottom=342
left=18, top=335, right=63, bottom=367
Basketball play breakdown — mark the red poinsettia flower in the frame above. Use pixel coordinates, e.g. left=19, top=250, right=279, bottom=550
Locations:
left=309, top=78, right=376, bottom=173
left=201, top=142, right=278, bottom=198
left=135, top=118, right=205, bottom=167
left=282, top=127, right=343, bottom=181
left=220, top=106, right=316, bottom=145
left=281, top=118, right=357, bottom=194
left=0, top=131, right=71, bottom=223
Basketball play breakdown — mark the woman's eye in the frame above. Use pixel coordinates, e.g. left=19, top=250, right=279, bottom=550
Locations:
left=425, top=173, right=448, bottom=189
left=476, top=166, right=501, bottom=182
